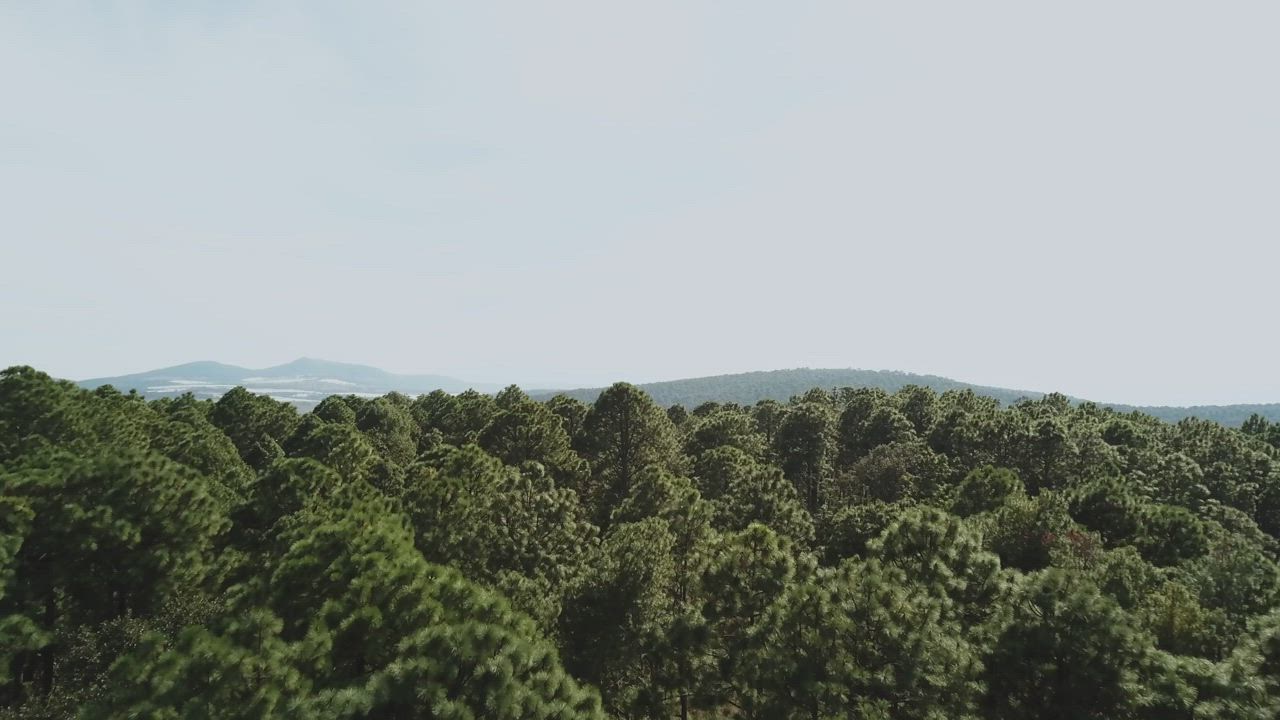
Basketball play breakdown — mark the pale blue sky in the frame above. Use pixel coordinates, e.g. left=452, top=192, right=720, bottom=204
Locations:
left=2, top=2, right=1277, bottom=405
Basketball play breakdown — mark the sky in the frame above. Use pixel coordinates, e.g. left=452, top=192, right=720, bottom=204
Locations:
left=2, top=1, right=1278, bottom=405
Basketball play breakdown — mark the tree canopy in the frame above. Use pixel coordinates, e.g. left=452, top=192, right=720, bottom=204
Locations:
left=5, top=365, right=1280, bottom=718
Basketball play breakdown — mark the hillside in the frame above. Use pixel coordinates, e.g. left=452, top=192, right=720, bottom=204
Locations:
left=78, top=357, right=494, bottom=407
left=534, top=368, right=1280, bottom=426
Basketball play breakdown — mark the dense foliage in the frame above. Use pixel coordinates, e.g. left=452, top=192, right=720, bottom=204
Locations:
left=5, top=365, right=1280, bottom=718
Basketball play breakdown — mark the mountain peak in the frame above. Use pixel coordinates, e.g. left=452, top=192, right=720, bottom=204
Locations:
left=75, top=358, right=490, bottom=407
left=275, top=356, right=339, bottom=370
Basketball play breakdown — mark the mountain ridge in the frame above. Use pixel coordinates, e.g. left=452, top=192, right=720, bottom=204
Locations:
left=73, top=360, right=1280, bottom=425
left=77, top=357, right=498, bottom=407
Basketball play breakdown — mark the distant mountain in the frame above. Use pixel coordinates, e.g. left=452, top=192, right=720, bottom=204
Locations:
left=531, top=368, right=1280, bottom=427
left=78, top=358, right=496, bottom=408
left=1094, top=402, right=1280, bottom=427
left=534, top=369, right=1039, bottom=406
left=77, top=362, right=1280, bottom=425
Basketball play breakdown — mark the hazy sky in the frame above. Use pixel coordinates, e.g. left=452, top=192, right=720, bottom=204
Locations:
left=3, top=2, right=1278, bottom=405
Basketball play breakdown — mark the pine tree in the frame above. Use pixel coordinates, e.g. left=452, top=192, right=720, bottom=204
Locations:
left=981, top=569, right=1163, bottom=720
left=700, top=524, right=799, bottom=715
left=744, top=559, right=980, bottom=720
left=2, top=448, right=228, bottom=705
left=775, top=402, right=835, bottom=515
left=96, top=494, right=606, bottom=719
left=578, top=383, right=683, bottom=526
left=209, top=387, right=299, bottom=471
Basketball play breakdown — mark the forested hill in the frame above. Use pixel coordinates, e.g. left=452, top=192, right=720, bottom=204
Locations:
left=1106, top=402, right=1280, bottom=427
left=536, top=369, right=1043, bottom=406
left=535, top=368, right=1280, bottom=426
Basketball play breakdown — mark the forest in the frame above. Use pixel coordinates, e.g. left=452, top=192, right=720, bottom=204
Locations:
left=5, top=364, right=1280, bottom=719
